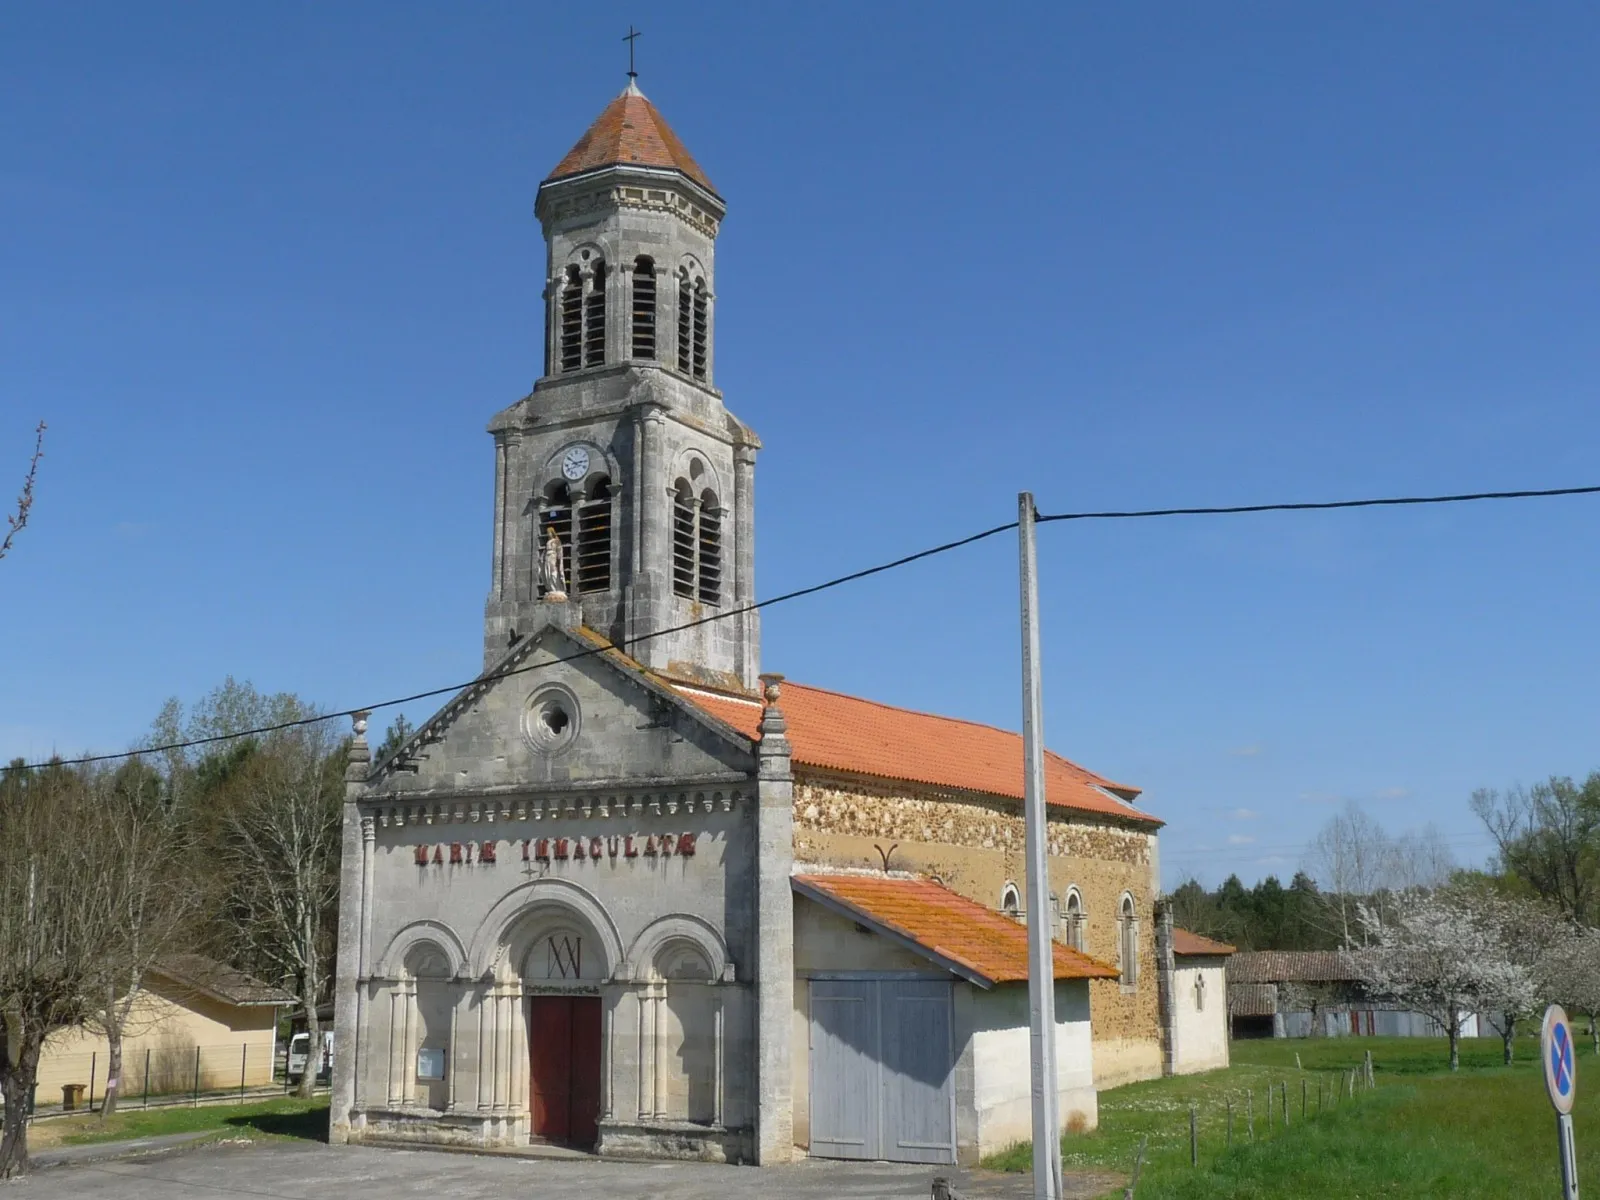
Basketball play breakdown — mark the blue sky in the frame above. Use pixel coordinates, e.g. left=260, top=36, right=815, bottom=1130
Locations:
left=4, top=3, right=1598, bottom=886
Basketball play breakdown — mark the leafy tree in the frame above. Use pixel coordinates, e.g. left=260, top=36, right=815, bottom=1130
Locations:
left=1472, top=775, right=1600, bottom=924
left=374, top=713, right=415, bottom=765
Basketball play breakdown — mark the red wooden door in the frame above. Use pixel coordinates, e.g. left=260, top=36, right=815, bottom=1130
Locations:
left=528, top=996, right=601, bottom=1147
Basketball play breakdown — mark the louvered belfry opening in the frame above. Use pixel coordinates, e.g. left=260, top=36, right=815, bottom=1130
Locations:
left=584, top=260, right=607, bottom=367
left=631, top=257, right=656, bottom=359
left=697, top=490, right=721, bottom=604
left=672, top=481, right=697, bottom=598
left=538, top=482, right=574, bottom=595
left=691, top=280, right=708, bottom=380
left=676, top=269, right=693, bottom=375
left=559, top=266, right=584, bottom=373
left=575, top=477, right=613, bottom=594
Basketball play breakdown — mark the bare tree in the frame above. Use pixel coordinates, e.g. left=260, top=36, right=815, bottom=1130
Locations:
left=0, top=421, right=45, bottom=564
left=1305, top=803, right=1392, bottom=947
left=214, top=725, right=344, bottom=1098
left=85, top=761, right=201, bottom=1117
left=1472, top=777, right=1600, bottom=924
left=0, top=764, right=126, bottom=1176
left=1358, top=892, right=1537, bottom=1072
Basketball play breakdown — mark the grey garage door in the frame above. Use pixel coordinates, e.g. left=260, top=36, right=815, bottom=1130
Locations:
left=809, top=979, right=955, bottom=1164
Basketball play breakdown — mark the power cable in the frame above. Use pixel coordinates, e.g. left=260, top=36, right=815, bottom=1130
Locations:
left=8, top=519, right=1019, bottom=772
left=1036, top=483, right=1600, bottom=523
left=12, top=477, right=1600, bottom=773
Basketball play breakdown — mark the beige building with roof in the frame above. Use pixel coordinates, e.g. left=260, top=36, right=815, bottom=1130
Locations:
left=329, top=74, right=1181, bottom=1168
left=34, top=956, right=293, bottom=1106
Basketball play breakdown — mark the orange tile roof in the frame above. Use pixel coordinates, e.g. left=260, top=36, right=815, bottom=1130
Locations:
left=674, top=680, right=1160, bottom=826
left=546, top=82, right=716, bottom=195
left=1173, top=929, right=1236, bottom=957
left=795, top=874, right=1119, bottom=986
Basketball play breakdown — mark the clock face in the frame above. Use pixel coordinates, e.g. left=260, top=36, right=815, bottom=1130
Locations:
left=560, top=446, right=590, bottom=481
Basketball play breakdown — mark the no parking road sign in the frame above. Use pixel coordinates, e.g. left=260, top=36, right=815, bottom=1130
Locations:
left=1542, top=1005, right=1580, bottom=1199
left=1546, top=1005, right=1579, bottom=1115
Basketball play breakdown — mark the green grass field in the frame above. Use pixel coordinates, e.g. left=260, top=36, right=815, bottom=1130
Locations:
left=984, top=1036, right=1594, bottom=1198
left=32, top=1095, right=329, bottom=1150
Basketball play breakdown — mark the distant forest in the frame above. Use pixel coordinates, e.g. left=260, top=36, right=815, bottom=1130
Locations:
left=1168, top=872, right=1338, bottom=951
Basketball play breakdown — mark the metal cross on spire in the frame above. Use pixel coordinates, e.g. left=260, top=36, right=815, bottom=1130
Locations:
left=623, top=25, right=641, bottom=80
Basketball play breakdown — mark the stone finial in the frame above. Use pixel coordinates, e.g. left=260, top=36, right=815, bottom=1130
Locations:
left=757, top=673, right=790, bottom=759
left=346, top=710, right=372, bottom=785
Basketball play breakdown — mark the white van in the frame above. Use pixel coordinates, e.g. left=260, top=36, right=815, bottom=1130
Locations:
left=286, top=1031, right=334, bottom=1083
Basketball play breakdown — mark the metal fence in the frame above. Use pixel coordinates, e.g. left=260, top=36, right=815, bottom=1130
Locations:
left=13, top=1039, right=324, bottom=1121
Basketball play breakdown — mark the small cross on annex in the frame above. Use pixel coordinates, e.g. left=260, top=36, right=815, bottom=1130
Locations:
left=328, top=69, right=1211, bottom=1167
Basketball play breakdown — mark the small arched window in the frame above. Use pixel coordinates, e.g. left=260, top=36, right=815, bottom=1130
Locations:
left=1000, top=882, right=1021, bottom=919
left=671, top=480, right=697, bottom=598
left=575, top=476, right=612, bottom=593
left=538, top=482, right=573, bottom=596
left=677, top=267, right=693, bottom=374
left=632, top=257, right=656, bottom=360
left=559, top=266, right=583, bottom=373
left=697, top=489, right=721, bottom=605
left=691, top=278, right=708, bottom=380
left=1118, top=893, right=1139, bottom=986
left=584, top=260, right=607, bottom=367
left=1194, top=973, right=1206, bottom=1012
left=1063, top=888, right=1085, bottom=953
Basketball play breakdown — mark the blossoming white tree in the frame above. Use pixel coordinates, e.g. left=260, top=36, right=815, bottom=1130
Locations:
left=1543, top=924, right=1600, bottom=1055
left=1358, top=892, right=1538, bottom=1071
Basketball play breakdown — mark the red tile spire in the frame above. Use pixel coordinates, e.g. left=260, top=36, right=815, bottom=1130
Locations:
left=545, top=81, right=716, bottom=196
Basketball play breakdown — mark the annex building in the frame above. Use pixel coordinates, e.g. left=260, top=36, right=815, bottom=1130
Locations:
left=330, top=78, right=1178, bottom=1166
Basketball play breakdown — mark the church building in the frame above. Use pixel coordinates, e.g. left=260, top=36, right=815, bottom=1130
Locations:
left=329, top=78, right=1170, bottom=1167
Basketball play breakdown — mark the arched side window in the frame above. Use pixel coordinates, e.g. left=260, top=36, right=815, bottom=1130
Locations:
left=1000, top=882, right=1022, bottom=919
left=1194, top=973, right=1206, bottom=1012
left=1118, top=892, right=1139, bottom=986
left=691, top=278, right=708, bottom=380
left=631, top=257, right=656, bottom=359
left=559, top=266, right=584, bottom=373
left=575, top=475, right=612, bottom=593
left=697, top=489, right=721, bottom=605
left=676, top=267, right=693, bottom=374
left=671, top=480, right=697, bottom=598
left=1063, top=888, right=1085, bottom=953
left=584, top=260, right=607, bottom=367
left=538, top=482, right=574, bottom=595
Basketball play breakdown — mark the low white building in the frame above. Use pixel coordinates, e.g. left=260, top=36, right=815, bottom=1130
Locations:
left=792, top=874, right=1112, bottom=1163
left=1168, top=930, right=1233, bottom=1074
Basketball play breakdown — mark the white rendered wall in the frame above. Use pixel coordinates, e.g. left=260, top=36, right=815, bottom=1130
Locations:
left=969, top=980, right=1097, bottom=1160
left=1173, top=960, right=1230, bottom=1074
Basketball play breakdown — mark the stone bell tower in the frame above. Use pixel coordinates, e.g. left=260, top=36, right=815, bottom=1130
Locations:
left=483, top=79, right=761, bottom=693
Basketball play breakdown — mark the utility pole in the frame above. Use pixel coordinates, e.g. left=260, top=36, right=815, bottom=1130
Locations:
left=1018, top=492, right=1063, bottom=1200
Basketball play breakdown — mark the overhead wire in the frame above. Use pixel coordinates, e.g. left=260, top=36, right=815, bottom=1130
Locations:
left=11, top=478, right=1600, bottom=773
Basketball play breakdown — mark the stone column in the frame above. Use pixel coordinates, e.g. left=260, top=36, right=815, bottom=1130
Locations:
left=636, top=986, right=651, bottom=1120
left=713, top=991, right=725, bottom=1128
left=477, top=987, right=495, bottom=1111
left=732, top=443, right=759, bottom=688
left=387, top=988, right=406, bottom=1106
left=492, top=434, right=508, bottom=602
left=329, top=713, right=371, bottom=1142
left=653, top=985, right=669, bottom=1119
left=494, top=986, right=511, bottom=1111
left=1155, top=899, right=1179, bottom=1077
left=754, top=677, right=795, bottom=1162
left=633, top=404, right=667, bottom=665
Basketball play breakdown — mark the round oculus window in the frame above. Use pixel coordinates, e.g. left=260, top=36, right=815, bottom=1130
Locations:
left=523, top=684, right=580, bottom=755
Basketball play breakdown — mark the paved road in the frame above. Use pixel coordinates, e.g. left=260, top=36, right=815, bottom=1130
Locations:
left=16, top=1141, right=1122, bottom=1199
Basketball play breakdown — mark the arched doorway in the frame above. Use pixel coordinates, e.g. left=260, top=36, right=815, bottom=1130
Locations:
left=520, top=917, right=606, bottom=1147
